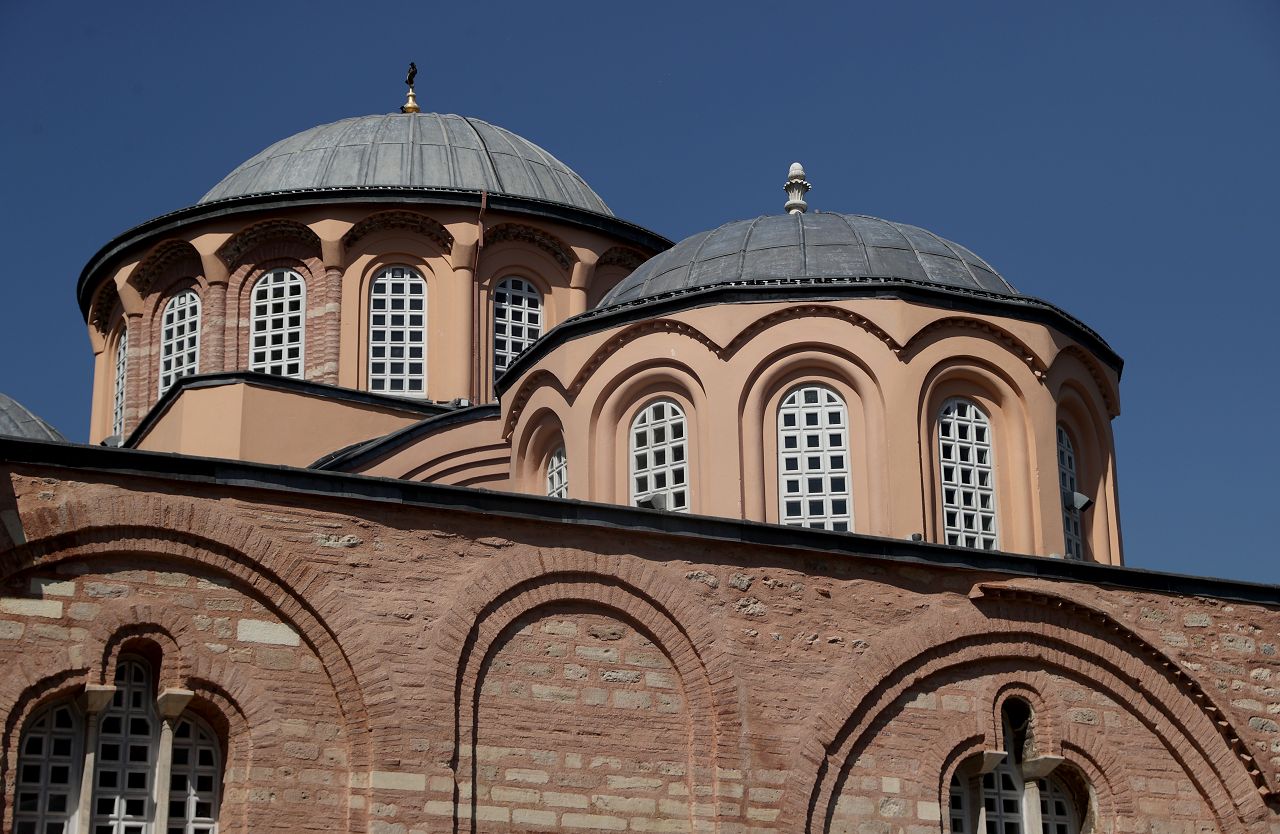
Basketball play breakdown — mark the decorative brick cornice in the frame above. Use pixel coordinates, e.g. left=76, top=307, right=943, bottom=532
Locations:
left=217, top=219, right=322, bottom=268
left=130, top=239, right=202, bottom=297
left=89, top=280, right=121, bottom=334
left=483, top=222, right=573, bottom=270
left=341, top=210, right=454, bottom=255
left=903, top=316, right=1049, bottom=380
left=597, top=246, right=647, bottom=271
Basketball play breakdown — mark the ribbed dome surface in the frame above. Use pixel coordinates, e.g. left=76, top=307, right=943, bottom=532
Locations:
left=598, top=212, right=1015, bottom=307
left=201, top=113, right=612, bottom=215
left=0, top=394, right=66, bottom=442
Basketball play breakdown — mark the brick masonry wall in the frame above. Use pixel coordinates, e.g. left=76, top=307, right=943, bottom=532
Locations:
left=2, top=468, right=1280, bottom=833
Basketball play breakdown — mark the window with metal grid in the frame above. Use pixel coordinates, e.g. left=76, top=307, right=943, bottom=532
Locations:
left=938, top=398, right=998, bottom=550
left=777, top=384, right=852, bottom=531
left=492, top=277, right=542, bottom=376
left=159, top=290, right=201, bottom=395
left=167, top=717, right=220, bottom=834
left=14, top=701, right=82, bottom=834
left=250, top=269, right=305, bottom=378
left=368, top=266, right=427, bottom=397
left=981, top=759, right=1024, bottom=834
left=112, top=328, right=128, bottom=437
left=948, top=773, right=969, bottom=833
left=93, top=658, right=158, bottom=834
left=630, top=399, right=689, bottom=512
left=546, top=446, right=568, bottom=498
left=1057, top=425, right=1083, bottom=560
left=1037, top=777, right=1077, bottom=834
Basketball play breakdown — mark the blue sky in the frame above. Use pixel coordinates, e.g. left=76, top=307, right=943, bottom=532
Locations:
left=0, top=1, right=1277, bottom=583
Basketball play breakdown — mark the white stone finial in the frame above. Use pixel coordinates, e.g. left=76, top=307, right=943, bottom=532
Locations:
left=784, top=162, right=810, bottom=214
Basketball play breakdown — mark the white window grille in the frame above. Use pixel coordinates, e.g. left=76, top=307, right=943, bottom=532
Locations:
left=250, top=269, right=305, bottom=378
left=630, top=399, right=689, bottom=512
left=948, top=773, right=969, bottom=833
left=93, top=658, right=158, bottom=834
left=1057, top=425, right=1083, bottom=560
left=14, top=701, right=82, bottom=834
left=546, top=446, right=568, bottom=498
left=938, top=398, right=998, bottom=550
left=112, top=328, right=129, bottom=437
left=159, top=290, right=201, bottom=395
left=493, top=277, right=543, bottom=376
left=368, top=266, right=427, bottom=397
left=1037, top=777, right=1078, bottom=834
left=981, top=759, right=1023, bottom=834
left=168, top=716, right=221, bottom=834
left=777, top=384, right=852, bottom=531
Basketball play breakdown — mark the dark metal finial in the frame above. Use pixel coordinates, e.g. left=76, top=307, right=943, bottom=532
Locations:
left=405, top=62, right=417, bottom=88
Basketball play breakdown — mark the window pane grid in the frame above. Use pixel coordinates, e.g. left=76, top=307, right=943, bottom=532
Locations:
left=630, top=399, right=689, bottom=512
left=493, top=277, right=542, bottom=375
left=981, top=761, right=1023, bottom=834
left=159, top=291, right=201, bottom=395
left=1057, top=425, right=1083, bottom=560
left=112, top=329, right=128, bottom=437
left=167, top=718, right=220, bottom=834
left=250, top=269, right=306, bottom=378
left=939, top=398, right=998, bottom=550
left=15, top=702, right=81, bottom=834
left=546, top=446, right=568, bottom=499
left=368, top=266, right=427, bottom=397
left=778, top=385, right=852, bottom=532
left=94, top=659, right=157, bottom=834
left=1037, top=777, right=1076, bottom=834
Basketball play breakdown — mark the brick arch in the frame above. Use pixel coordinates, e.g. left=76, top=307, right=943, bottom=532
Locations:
left=0, top=670, right=88, bottom=830
left=722, top=304, right=900, bottom=359
left=217, top=218, right=322, bottom=268
left=88, top=603, right=191, bottom=688
left=130, top=238, right=203, bottom=298
left=483, top=222, right=574, bottom=270
left=990, top=676, right=1061, bottom=757
left=424, top=553, right=744, bottom=828
left=784, top=595, right=1268, bottom=833
left=342, top=210, right=454, bottom=255
left=0, top=494, right=376, bottom=833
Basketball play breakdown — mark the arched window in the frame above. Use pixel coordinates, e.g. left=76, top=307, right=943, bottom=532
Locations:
left=169, top=715, right=221, bottom=834
left=15, top=701, right=82, bottom=834
left=778, top=384, right=852, bottom=531
left=368, top=266, right=427, bottom=397
left=159, top=290, right=201, bottom=395
left=93, top=658, right=159, bottom=833
left=493, top=277, right=543, bottom=376
left=112, top=327, right=129, bottom=437
left=630, top=399, right=689, bottom=512
left=1057, top=425, right=1083, bottom=560
left=938, top=398, right=998, bottom=550
left=546, top=446, right=568, bottom=499
left=250, top=268, right=305, bottom=378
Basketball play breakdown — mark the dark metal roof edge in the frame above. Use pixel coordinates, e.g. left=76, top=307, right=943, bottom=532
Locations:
left=497, top=279, right=1124, bottom=394
left=0, top=436, right=1274, bottom=606
left=311, top=403, right=502, bottom=471
left=77, top=188, right=673, bottom=318
left=124, top=371, right=452, bottom=448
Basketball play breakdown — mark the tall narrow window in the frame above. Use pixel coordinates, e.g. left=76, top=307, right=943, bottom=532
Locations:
left=630, top=399, right=689, bottom=512
left=250, top=269, right=305, bottom=378
left=112, top=328, right=129, bottom=437
left=778, top=384, right=852, bottom=531
left=1037, top=778, right=1077, bottom=834
left=159, top=290, right=201, bottom=395
left=948, top=773, right=969, bottom=833
left=938, top=398, right=998, bottom=550
left=14, top=701, right=82, bottom=834
left=492, top=277, right=543, bottom=376
left=93, top=658, right=159, bottom=834
left=368, top=266, right=427, bottom=397
left=169, top=716, right=221, bottom=834
left=546, top=446, right=568, bottom=498
left=1057, top=425, right=1083, bottom=560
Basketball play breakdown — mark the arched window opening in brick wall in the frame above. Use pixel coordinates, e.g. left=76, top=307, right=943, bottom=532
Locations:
left=493, top=277, right=543, bottom=377
left=630, top=398, right=689, bottom=512
left=546, top=445, right=568, bottom=498
left=777, top=383, right=852, bottom=531
left=368, top=265, right=427, bottom=397
left=250, top=268, right=306, bottom=378
left=159, top=290, right=201, bottom=396
left=112, top=326, right=129, bottom=437
left=14, top=700, right=83, bottom=834
left=1057, top=424, right=1084, bottom=561
left=938, top=397, right=998, bottom=550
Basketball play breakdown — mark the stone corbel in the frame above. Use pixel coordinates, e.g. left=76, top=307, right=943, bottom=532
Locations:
left=977, top=750, right=1007, bottom=774
left=156, top=687, right=195, bottom=719
left=1020, top=754, right=1064, bottom=780
left=80, top=683, right=117, bottom=714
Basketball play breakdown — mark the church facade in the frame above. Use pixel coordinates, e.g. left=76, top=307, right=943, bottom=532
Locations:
left=2, top=90, right=1279, bottom=834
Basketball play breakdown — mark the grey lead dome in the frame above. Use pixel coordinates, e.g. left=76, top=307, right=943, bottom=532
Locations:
left=598, top=213, right=1016, bottom=308
left=0, top=393, right=66, bottom=442
left=201, top=113, right=612, bottom=216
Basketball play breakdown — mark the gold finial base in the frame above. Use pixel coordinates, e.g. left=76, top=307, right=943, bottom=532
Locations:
left=401, top=87, right=421, bottom=114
